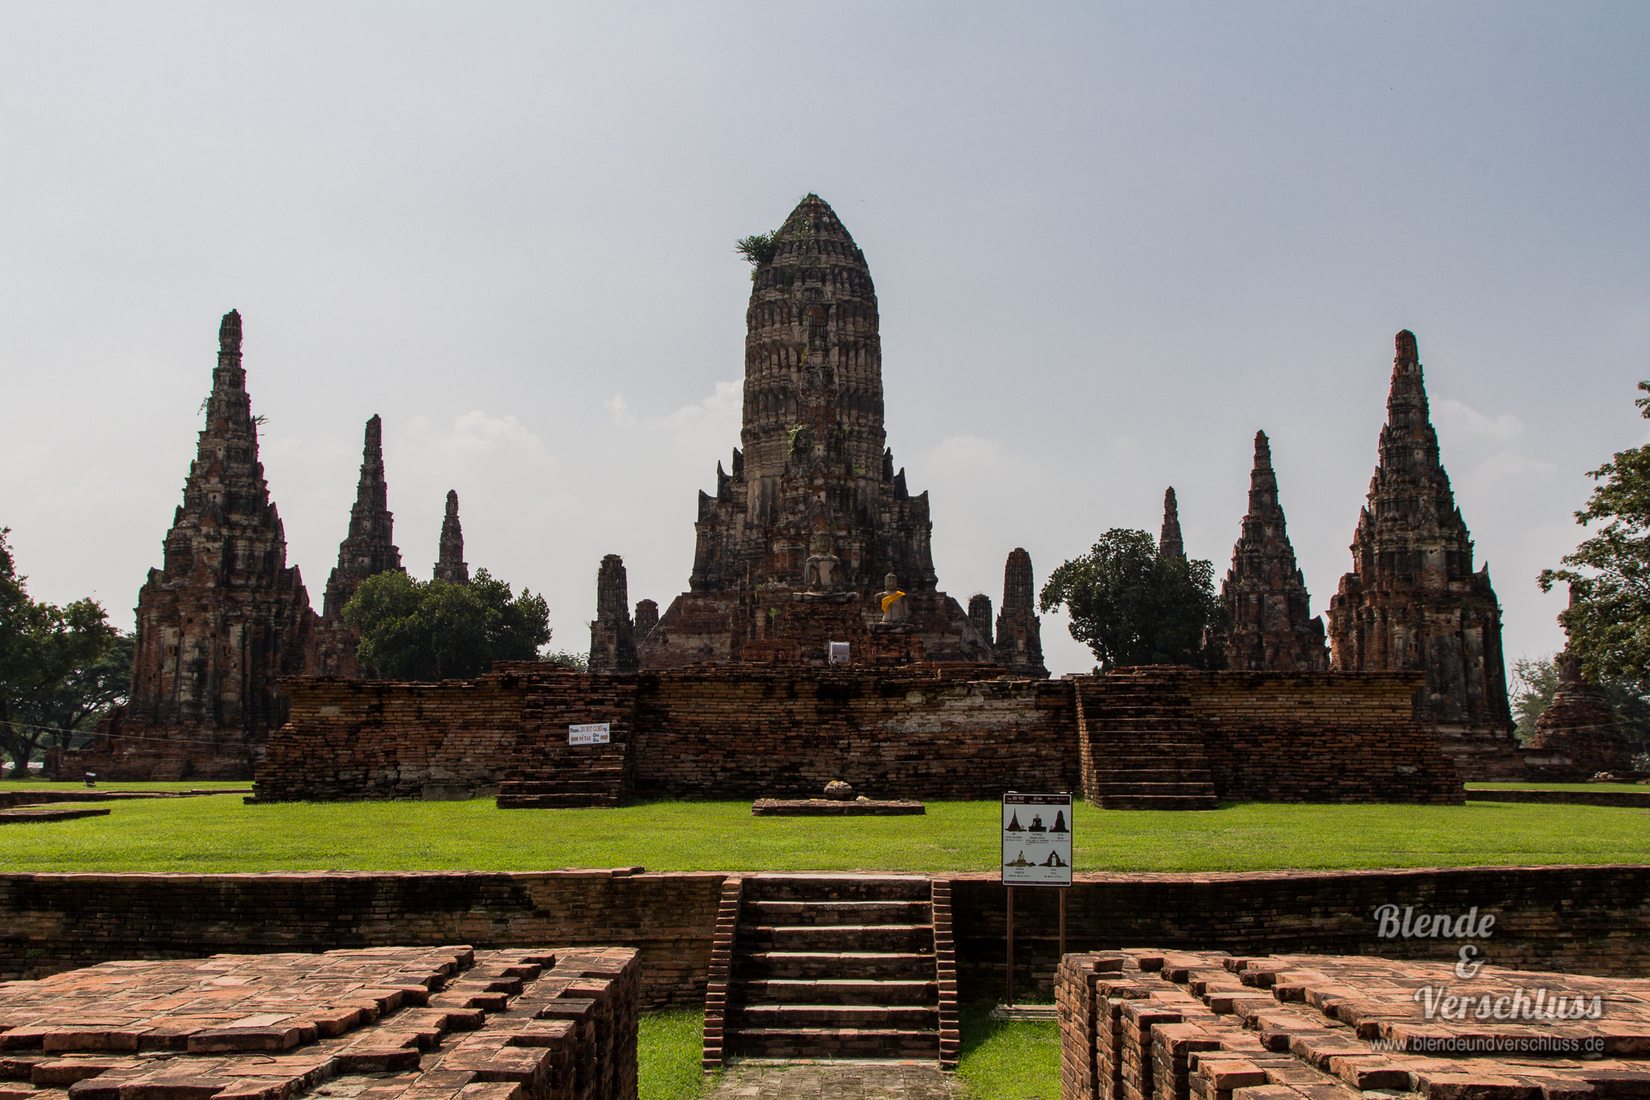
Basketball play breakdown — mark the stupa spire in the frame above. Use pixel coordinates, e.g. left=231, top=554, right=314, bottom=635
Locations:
left=433, top=489, right=468, bottom=584
left=1159, top=488, right=1185, bottom=561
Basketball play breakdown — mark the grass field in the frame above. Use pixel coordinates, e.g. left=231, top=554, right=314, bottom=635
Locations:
left=1466, top=780, right=1649, bottom=792
left=0, top=790, right=1645, bottom=872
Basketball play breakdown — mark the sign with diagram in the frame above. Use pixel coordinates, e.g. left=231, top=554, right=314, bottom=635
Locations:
left=568, top=723, right=611, bottom=746
left=1001, top=792, right=1072, bottom=886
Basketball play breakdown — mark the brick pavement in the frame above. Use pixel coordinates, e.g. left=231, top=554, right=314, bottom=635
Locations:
left=705, top=1062, right=963, bottom=1098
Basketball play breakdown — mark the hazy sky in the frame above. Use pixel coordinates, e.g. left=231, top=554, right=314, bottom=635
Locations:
left=4, top=3, right=1648, bottom=677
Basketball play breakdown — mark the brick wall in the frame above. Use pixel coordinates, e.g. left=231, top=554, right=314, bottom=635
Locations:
left=632, top=668, right=1078, bottom=799
left=0, top=869, right=723, bottom=1010
left=1180, top=671, right=1464, bottom=802
left=5, top=866, right=1647, bottom=1013
left=257, top=665, right=1077, bottom=803
left=951, top=865, right=1650, bottom=999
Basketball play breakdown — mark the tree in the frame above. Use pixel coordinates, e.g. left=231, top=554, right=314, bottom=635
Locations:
left=342, top=568, right=551, bottom=680
left=0, top=529, right=121, bottom=776
left=1540, top=381, right=1650, bottom=692
left=1038, top=528, right=1227, bottom=670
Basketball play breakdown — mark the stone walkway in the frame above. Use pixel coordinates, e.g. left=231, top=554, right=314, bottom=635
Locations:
left=706, top=1061, right=963, bottom=1098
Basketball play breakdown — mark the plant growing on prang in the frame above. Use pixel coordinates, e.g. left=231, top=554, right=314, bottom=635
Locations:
left=735, top=231, right=779, bottom=268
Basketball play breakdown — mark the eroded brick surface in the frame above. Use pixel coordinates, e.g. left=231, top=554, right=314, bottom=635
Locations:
left=1059, top=949, right=1650, bottom=1100
left=0, top=946, right=638, bottom=1100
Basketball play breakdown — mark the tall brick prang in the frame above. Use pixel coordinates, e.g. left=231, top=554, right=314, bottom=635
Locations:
left=1328, top=330, right=1516, bottom=775
left=1158, top=487, right=1185, bottom=560
left=312, top=414, right=404, bottom=677
left=967, top=594, right=994, bottom=649
left=589, top=554, right=638, bottom=673
left=433, top=488, right=468, bottom=584
left=994, top=547, right=1047, bottom=678
left=1218, top=431, right=1328, bottom=671
left=61, top=310, right=316, bottom=779
left=639, top=194, right=993, bottom=669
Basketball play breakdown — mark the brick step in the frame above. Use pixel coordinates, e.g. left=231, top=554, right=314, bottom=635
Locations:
left=1099, top=794, right=1219, bottom=810
left=741, top=875, right=932, bottom=902
left=729, top=1003, right=938, bottom=1029
left=726, top=1027, right=937, bottom=1060
left=737, top=978, right=937, bottom=1005
left=495, top=793, right=623, bottom=809
left=498, top=777, right=626, bottom=793
left=737, top=951, right=937, bottom=981
left=742, top=924, right=934, bottom=953
left=1089, top=767, right=1213, bottom=782
left=1092, top=780, right=1216, bottom=795
left=744, top=899, right=931, bottom=926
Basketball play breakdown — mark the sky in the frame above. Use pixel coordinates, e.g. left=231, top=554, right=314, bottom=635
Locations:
left=3, top=3, right=1648, bottom=677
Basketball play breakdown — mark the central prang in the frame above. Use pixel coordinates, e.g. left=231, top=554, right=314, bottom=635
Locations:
left=638, top=194, right=1000, bottom=669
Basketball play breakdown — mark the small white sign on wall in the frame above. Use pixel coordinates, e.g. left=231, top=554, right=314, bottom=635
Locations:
left=568, top=722, right=611, bottom=746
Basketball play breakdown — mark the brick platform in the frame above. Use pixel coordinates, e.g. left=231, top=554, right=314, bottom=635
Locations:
left=0, top=806, right=110, bottom=825
left=1058, top=948, right=1650, bottom=1100
left=0, top=945, right=639, bottom=1100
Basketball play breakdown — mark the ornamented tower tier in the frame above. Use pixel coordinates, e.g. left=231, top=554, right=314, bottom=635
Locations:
left=1328, top=331, right=1515, bottom=773
left=640, top=195, right=993, bottom=668
left=312, top=415, right=404, bottom=676
left=1219, top=431, right=1328, bottom=671
left=79, top=310, right=317, bottom=779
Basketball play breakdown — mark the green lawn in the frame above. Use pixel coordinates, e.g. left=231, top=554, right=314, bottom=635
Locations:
left=1466, top=780, right=1649, bottom=792
left=639, top=1009, right=712, bottom=1100
left=0, top=793, right=1645, bottom=873
left=0, top=779, right=248, bottom=791
left=956, top=1001, right=1060, bottom=1099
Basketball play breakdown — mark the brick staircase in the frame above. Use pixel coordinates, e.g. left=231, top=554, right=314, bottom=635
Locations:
left=491, top=689, right=633, bottom=808
left=495, top=726, right=633, bottom=808
left=719, top=874, right=943, bottom=1063
left=1076, top=671, right=1219, bottom=810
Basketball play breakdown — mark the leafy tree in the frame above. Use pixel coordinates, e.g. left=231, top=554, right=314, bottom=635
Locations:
left=1540, top=381, right=1650, bottom=692
left=1038, top=528, right=1227, bottom=670
left=343, top=568, right=551, bottom=680
left=0, top=529, right=121, bottom=776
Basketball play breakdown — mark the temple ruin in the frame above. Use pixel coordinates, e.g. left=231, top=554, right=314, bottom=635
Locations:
left=1218, top=431, right=1329, bottom=672
left=1328, top=330, right=1517, bottom=774
left=637, top=194, right=994, bottom=669
left=64, top=311, right=316, bottom=778
left=432, top=489, right=468, bottom=583
left=1158, top=487, right=1185, bottom=560
left=311, top=415, right=404, bottom=677
left=588, top=554, right=639, bottom=673
left=994, top=548, right=1047, bottom=677
left=1525, top=588, right=1634, bottom=778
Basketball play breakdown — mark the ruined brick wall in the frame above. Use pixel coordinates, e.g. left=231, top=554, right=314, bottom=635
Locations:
left=0, top=870, right=721, bottom=1010
left=256, top=670, right=636, bottom=802
left=1181, top=671, right=1463, bottom=802
left=953, top=865, right=1650, bottom=1000
left=632, top=668, right=1078, bottom=800
left=260, top=666, right=1075, bottom=803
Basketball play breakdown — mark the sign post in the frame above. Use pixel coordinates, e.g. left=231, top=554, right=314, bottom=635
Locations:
left=1000, top=791, right=1073, bottom=1011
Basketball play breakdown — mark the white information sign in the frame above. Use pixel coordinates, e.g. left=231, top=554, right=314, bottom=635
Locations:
left=568, top=722, right=611, bottom=746
left=1001, top=792, right=1072, bottom=886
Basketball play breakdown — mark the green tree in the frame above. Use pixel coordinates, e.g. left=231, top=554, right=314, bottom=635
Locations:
left=1540, top=381, right=1650, bottom=692
left=1038, top=528, right=1227, bottom=670
left=0, top=529, right=121, bottom=776
left=343, top=568, right=551, bottom=680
